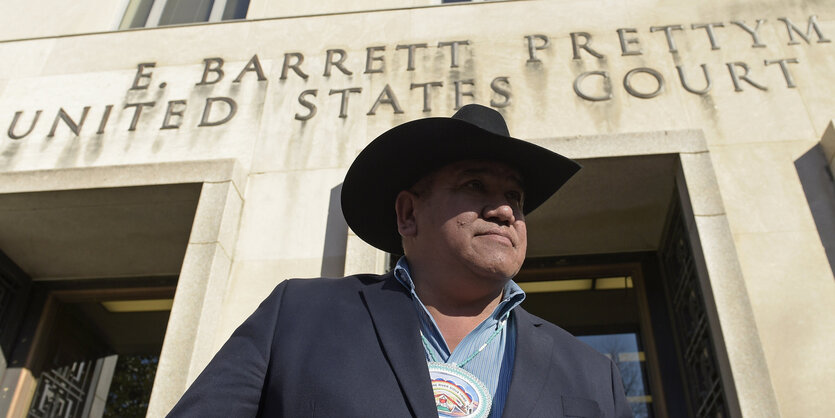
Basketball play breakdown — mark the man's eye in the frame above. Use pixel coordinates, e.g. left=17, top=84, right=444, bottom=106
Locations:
left=464, top=180, right=485, bottom=190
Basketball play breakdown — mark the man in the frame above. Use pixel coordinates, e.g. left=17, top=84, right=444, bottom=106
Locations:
left=168, top=104, right=632, bottom=417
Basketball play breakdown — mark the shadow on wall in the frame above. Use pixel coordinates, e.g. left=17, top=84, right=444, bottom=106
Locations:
left=321, top=183, right=348, bottom=277
left=795, top=144, right=835, bottom=277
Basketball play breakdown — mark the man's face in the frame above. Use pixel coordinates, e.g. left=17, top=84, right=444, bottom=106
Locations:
left=400, top=160, right=527, bottom=283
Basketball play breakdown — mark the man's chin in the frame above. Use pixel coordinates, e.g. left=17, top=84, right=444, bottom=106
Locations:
left=467, top=247, right=524, bottom=275
left=466, top=260, right=524, bottom=284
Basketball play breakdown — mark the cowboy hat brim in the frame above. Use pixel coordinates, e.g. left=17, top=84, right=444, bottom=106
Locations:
left=341, top=115, right=581, bottom=255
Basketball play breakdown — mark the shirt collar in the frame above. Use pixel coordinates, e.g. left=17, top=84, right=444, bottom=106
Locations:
left=393, top=256, right=526, bottom=320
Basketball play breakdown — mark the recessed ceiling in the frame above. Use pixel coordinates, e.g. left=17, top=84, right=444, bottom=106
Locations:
left=0, top=183, right=201, bottom=280
left=526, top=154, right=677, bottom=257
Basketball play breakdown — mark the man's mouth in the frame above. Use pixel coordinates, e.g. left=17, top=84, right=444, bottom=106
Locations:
left=476, top=230, right=514, bottom=246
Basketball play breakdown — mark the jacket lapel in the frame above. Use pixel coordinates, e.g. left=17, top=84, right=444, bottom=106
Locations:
left=502, top=308, right=558, bottom=418
left=361, top=273, right=437, bottom=418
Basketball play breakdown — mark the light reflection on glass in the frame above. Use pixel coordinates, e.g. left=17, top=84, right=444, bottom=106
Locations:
left=577, top=333, right=653, bottom=418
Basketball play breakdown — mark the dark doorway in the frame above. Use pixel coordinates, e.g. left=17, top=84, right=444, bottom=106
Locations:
left=518, top=192, right=731, bottom=418
left=21, top=281, right=176, bottom=418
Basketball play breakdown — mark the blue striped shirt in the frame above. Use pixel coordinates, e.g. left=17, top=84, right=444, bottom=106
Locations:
left=393, top=257, right=526, bottom=418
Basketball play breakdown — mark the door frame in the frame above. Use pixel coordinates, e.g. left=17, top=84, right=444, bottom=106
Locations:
left=0, top=159, right=246, bottom=417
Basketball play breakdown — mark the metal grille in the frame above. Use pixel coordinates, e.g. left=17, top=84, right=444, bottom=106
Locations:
left=27, top=360, right=96, bottom=418
left=660, top=202, right=728, bottom=418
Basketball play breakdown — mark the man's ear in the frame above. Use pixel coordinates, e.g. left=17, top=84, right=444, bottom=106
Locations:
left=395, top=190, right=418, bottom=238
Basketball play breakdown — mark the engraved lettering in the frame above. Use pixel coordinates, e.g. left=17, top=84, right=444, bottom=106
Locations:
left=233, top=54, right=267, bottom=82
left=525, top=35, right=550, bottom=62
left=8, top=110, right=41, bottom=139
left=162, top=100, right=187, bottom=129
left=324, top=49, right=353, bottom=76
left=778, top=16, right=831, bottom=45
left=570, top=32, right=604, bottom=59
left=130, top=62, right=156, bottom=90
left=365, top=46, right=386, bottom=74
left=196, top=58, right=224, bottom=85
left=623, top=67, right=664, bottom=99
left=726, top=62, right=768, bottom=91
left=295, top=89, right=318, bottom=121
left=96, top=105, right=113, bottom=134
left=329, top=88, right=362, bottom=118
left=490, top=77, right=512, bottom=108
left=410, top=81, right=443, bottom=112
left=454, top=79, right=476, bottom=110
left=124, top=102, right=155, bottom=131
left=48, top=107, right=90, bottom=137
left=691, top=22, right=724, bottom=50
left=616, top=29, right=642, bottom=56
left=676, top=64, right=712, bottom=95
left=650, top=25, right=684, bottom=53
left=437, top=40, right=471, bottom=68
left=280, top=53, right=309, bottom=80
left=396, top=43, right=428, bottom=71
left=764, top=58, right=800, bottom=88
left=730, top=20, right=767, bottom=48
left=199, top=97, right=237, bottom=127
left=573, top=71, right=613, bottom=101
left=368, top=84, right=404, bottom=115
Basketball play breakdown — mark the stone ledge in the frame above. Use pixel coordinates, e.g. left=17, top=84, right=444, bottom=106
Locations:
left=534, top=129, right=708, bottom=160
left=0, top=159, right=246, bottom=194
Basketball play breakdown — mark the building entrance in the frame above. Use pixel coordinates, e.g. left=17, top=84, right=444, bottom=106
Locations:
left=0, top=183, right=202, bottom=417
left=519, top=201, right=728, bottom=417
left=517, top=153, right=735, bottom=418
left=24, top=282, right=175, bottom=418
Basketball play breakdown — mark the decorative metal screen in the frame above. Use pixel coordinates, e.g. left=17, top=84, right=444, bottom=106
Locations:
left=660, top=201, right=728, bottom=418
left=27, top=360, right=96, bottom=418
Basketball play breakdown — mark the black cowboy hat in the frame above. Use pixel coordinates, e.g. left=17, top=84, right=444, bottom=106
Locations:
left=341, top=104, right=581, bottom=255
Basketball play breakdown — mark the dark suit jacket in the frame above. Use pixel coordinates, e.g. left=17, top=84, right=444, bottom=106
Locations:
left=168, top=273, right=632, bottom=417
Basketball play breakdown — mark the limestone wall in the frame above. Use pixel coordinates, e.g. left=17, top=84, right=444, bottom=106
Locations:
left=0, top=1, right=833, bottom=416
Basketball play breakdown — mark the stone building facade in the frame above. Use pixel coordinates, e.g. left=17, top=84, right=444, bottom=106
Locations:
left=0, top=0, right=832, bottom=417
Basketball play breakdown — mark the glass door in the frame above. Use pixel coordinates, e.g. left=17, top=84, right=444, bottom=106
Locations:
left=516, top=261, right=669, bottom=418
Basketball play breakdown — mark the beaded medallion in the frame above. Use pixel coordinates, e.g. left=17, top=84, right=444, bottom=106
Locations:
left=427, top=362, right=492, bottom=418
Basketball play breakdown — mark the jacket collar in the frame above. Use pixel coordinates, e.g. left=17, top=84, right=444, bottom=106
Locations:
left=502, top=308, right=557, bottom=418
left=360, top=272, right=437, bottom=418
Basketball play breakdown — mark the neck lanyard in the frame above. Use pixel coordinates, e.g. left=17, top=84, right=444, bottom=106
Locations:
left=420, top=317, right=507, bottom=368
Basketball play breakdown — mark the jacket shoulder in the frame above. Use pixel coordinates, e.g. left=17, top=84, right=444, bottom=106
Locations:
left=512, top=307, right=631, bottom=416
left=515, top=307, right=611, bottom=363
left=266, top=272, right=396, bottom=313
left=279, top=272, right=389, bottom=293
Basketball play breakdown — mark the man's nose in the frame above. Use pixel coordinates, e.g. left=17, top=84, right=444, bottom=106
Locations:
left=483, top=201, right=516, bottom=225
